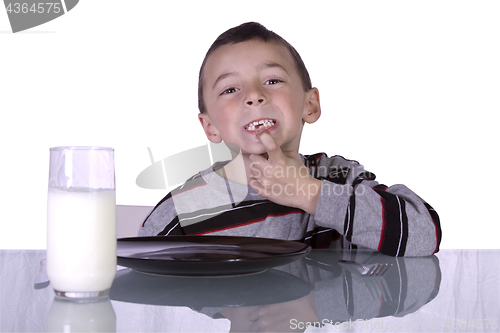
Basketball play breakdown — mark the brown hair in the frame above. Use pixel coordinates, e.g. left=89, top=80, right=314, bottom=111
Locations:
left=198, top=22, right=312, bottom=113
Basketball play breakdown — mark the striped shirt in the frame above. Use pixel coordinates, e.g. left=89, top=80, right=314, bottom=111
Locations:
left=139, top=153, right=441, bottom=257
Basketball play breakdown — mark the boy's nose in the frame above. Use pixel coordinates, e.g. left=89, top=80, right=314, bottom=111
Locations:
left=245, top=83, right=267, bottom=106
left=245, top=90, right=266, bottom=106
left=246, top=98, right=264, bottom=106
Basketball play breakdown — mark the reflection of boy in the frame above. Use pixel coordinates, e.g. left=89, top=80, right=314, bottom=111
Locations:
left=139, top=22, right=442, bottom=257
left=202, top=252, right=441, bottom=331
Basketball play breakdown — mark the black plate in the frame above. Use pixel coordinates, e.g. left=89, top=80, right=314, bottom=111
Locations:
left=117, top=236, right=311, bottom=276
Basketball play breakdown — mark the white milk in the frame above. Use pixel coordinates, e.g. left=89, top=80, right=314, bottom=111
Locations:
left=47, top=188, right=116, bottom=293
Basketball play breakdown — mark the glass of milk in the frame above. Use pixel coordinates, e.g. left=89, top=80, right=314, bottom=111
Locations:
left=47, top=147, right=117, bottom=298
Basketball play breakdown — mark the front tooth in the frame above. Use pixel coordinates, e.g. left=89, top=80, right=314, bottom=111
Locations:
left=253, top=121, right=259, bottom=126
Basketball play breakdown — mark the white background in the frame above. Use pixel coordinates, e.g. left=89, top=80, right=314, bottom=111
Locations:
left=1, top=0, right=498, bottom=249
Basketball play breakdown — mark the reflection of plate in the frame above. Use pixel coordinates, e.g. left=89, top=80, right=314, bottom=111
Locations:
left=117, top=236, right=311, bottom=276
left=109, top=268, right=311, bottom=307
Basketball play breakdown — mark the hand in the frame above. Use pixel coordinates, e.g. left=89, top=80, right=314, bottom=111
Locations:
left=248, top=131, right=322, bottom=215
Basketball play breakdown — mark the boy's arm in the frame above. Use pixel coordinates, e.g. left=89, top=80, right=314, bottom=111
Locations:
left=315, top=175, right=441, bottom=257
left=250, top=131, right=441, bottom=257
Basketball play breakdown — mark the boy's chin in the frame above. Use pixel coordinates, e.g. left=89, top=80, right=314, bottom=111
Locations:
left=224, top=144, right=266, bottom=159
left=226, top=143, right=266, bottom=157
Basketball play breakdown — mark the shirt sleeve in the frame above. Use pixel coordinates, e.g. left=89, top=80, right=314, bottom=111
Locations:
left=138, top=192, right=184, bottom=237
left=307, top=154, right=441, bottom=257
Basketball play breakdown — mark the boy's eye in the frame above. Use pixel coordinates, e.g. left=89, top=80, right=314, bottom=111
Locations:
left=221, top=87, right=239, bottom=95
left=265, top=78, right=283, bottom=85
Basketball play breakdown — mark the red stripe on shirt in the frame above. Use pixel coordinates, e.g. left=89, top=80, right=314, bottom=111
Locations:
left=378, top=196, right=387, bottom=252
left=172, top=182, right=208, bottom=198
left=375, top=185, right=389, bottom=252
left=191, top=209, right=303, bottom=235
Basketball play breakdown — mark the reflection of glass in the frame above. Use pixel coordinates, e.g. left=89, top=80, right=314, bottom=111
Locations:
left=47, top=147, right=116, bottom=298
left=46, top=296, right=116, bottom=332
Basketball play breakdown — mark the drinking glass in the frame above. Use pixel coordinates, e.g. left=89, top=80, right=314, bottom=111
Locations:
left=47, top=147, right=117, bottom=298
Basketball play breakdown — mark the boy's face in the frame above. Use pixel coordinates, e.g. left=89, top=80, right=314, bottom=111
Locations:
left=199, top=39, right=320, bottom=156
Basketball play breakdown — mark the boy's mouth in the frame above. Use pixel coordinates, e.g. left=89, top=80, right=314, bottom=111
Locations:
left=244, top=119, right=276, bottom=131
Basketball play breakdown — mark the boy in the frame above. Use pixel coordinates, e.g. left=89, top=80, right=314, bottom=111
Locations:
left=139, top=22, right=441, bottom=257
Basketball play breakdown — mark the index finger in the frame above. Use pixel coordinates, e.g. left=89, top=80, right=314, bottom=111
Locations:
left=256, top=130, right=282, bottom=161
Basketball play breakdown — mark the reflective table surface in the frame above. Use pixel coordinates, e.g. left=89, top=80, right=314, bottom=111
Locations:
left=1, top=248, right=499, bottom=332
